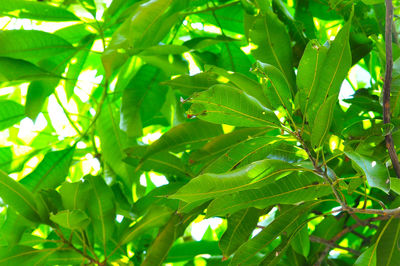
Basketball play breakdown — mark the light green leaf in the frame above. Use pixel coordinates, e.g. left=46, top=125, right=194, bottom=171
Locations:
left=355, top=245, right=377, bottom=266
left=25, top=79, right=59, bottom=120
left=344, top=151, right=390, bottom=193
left=0, top=57, right=53, bottom=83
left=0, top=100, right=25, bottom=131
left=102, top=0, right=182, bottom=76
left=50, top=210, right=91, bottom=230
left=119, top=205, right=173, bottom=245
left=310, top=95, right=337, bottom=149
left=59, top=181, right=92, bottom=211
left=78, top=0, right=97, bottom=17
left=20, top=147, right=75, bottom=192
left=207, top=65, right=269, bottom=107
left=0, top=0, right=80, bottom=21
left=0, top=147, right=12, bottom=173
left=254, top=61, right=293, bottom=113
left=166, top=241, right=221, bottom=263
left=188, top=84, right=280, bottom=127
left=171, top=159, right=297, bottom=203
left=85, top=175, right=116, bottom=251
left=46, top=249, right=86, bottom=265
left=230, top=202, right=318, bottom=265
left=206, top=171, right=331, bottom=217
left=249, top=11, right=296, bottom=92
left=142, top=120, right=222, bottom=162
left=65, top=35, right=95, bottom=99
left=219, top=208, right=261, bottom=258
left=0, top=30, right=74, bottom=62
left=0, top=170, right=41, bottom=222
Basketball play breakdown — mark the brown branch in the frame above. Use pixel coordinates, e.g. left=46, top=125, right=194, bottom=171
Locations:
left=383, top=0, right=400, bottom=178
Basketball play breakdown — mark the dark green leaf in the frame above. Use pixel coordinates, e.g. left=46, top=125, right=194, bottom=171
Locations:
left=310, top=95, right=337, bottom=149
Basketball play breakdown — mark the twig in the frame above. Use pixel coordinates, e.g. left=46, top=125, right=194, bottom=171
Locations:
left=54, top=90, right=82, bottom=135
left=310, top=235, right=361, bottom=256
left=383, top=0, right=400, bottom=178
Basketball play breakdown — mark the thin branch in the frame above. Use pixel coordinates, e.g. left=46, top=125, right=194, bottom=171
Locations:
left=383, top=0, right=400, bottom=178
left=54, top=90, right=82, bottom=135
left=310, top=235, right=361, bottom=256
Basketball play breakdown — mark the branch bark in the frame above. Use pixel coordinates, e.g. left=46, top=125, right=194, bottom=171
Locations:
left=383, top=0, right=400, bottom=178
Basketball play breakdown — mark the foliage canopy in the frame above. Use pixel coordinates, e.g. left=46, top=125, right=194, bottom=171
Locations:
left=1, top=0, right=400, bottom=265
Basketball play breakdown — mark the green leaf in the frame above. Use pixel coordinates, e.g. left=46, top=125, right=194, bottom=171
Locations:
left=102, top=0, right=182, bottom=76
left=0, top=57, right=53, bottom=83
left=119, top=205, right=173, bottom=246
left=376, top=218, right=400, bottom=266
left=20, top=147, right=75, bottom=192
left=162, top=72, right=219, bottom=96
left=0, top=0, right=80, bottom=21
left=65, top=35, right=95, bottom=99
left=296, top=40, right=328, bottom=115
left=0, top=147, right=12, bottom=173
left=171, top=159, right=297, bottom=203
left=166, top=241, right=221, bottom=262
left=206, top=171, right=332, bottom=217
left=188, top=84, right=280, bottom=127
left=0, top=100, right=25, bottom=131
left=0, top=30, right=74, bottom=62
left=307, top=14, right=352, bottom=124
left=207, top=65, right=270, bottom=108
left=85, top=175, right=116, bottom=251
left=50, top=209, right=91, bottom=230
left=310, top=95, right=337, bottom=149
left=25, top=79, right=59, bottom=120
left=0, top=170, right=41, bottom=222
left=142, top=120, right=222, bottom=161
left=230, top=202, right=318, bottom=265
left=45, top=249, right=86, bottom=265
left=142, top=214, right=180, bottom=266
left=97, top=99, right=133, bottom=186
left=219, top=208, right=261, bottom=257
left=355, top=245, right=377, bottom=266
left=78, top=0, right=97, bottom=17
left=344, top=151, right=390, bottom=193
left=125, top=145, right=192, bottom=178
left=59, top=181, right=92, bottom=211
left=249, top=11, right=296, bottom=92
left=254, top=61, right=293, bottom=113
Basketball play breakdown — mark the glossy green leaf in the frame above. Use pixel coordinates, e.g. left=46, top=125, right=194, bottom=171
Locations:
left=310, top=95, right=337, bottom=148
left=50, top=210, right=91, bottom=230
left=254, top=61, right=293, bottom=113
left=0, top=30, right=74, bottom=62
left=206, top=171, right=331, bottom=217
left=142, top=120, right=222, bottom=161
left=230, top=202, right=318, bottom=265
left=0, top=100, right=25, bottom=131
left=296, top=40, right=328, bottom=115
left=20, top=147, right=75, bottom=192
left=0, top=171, right=41, bottom=222
left=219, top=208, right=261, bottom=257
left=344, top=151, right=390, bottom=193
left=85, top=175, right=116, bottom=251
left=249, top=11, right=296, bottom=92
left=188, top=84, right=280, bottom=127
left=171, top=159, right=297, bottom=203
left=0, top=57, right=53, bottom=83
left=0, top=0, right=80, bottom=21
left=355, top=245, right=377, bottom=266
